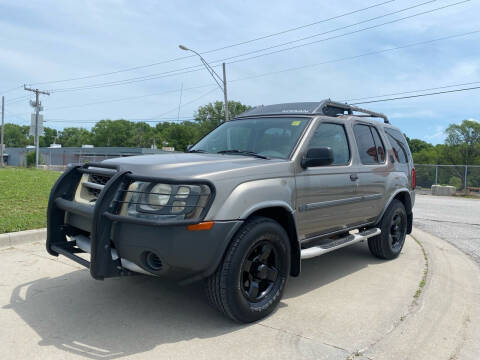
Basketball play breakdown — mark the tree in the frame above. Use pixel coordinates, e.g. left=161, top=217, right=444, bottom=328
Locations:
left=439, top=120, right=480, bottom=188
left=157, top=121, right=199, bottom=151
left=91, top=120, right=136, bottom=147
left=444, top=119, right=480, bottom=166
left=3, top=124, right=30, bottom=147
left=39, top=127, right=58, bottom=147
left=58, top=127, right=92, bottom=147
left=132, top=122, right=155, bottom=148
left=406, top=137, right=433, bottom=154
left=194, top=101, right=251, bottom=136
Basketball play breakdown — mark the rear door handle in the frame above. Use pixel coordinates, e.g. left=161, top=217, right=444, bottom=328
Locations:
left=350, top=174, right=359, bottom=181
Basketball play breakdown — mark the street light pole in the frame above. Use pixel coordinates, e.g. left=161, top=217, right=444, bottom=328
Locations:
left=178, top=45, right=229, bottom=122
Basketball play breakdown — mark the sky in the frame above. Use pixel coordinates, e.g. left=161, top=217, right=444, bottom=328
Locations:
left=0, top=0, right=479, bottom=144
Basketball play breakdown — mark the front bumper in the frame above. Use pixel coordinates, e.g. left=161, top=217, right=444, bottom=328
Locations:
left=46, top=163, right=241, bottom=282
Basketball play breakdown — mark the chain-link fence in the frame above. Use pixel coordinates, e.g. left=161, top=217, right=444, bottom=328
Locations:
left=415, top=164, right=480, bottom=192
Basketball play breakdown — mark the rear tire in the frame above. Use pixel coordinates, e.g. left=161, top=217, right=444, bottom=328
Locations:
left=206, top=216, right=290, bottom=323
left=368, top=200, right=407, bottom=260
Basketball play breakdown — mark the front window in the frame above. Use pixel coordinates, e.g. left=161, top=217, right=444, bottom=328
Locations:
left=190, top=117, right=310, bottom=159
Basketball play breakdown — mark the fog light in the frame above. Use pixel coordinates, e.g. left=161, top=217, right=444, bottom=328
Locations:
left=144, top=252, right=162, bottom=271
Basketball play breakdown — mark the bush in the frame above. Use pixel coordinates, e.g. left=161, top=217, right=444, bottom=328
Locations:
left=447, top=176, right=462, bottom=190
left=26, top=151, right=43, bottom=167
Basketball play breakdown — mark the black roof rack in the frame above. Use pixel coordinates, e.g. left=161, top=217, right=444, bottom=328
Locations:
left=236, top=99, right=389, bottom=123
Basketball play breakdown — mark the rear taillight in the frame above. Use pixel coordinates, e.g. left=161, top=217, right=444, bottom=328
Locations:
left=412, top=168, right=416, bottom=190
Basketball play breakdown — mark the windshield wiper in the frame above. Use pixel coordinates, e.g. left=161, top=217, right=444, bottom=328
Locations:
left=187, top=149, right=207, bottom=153
left=217, top=150, right=270, bottom=160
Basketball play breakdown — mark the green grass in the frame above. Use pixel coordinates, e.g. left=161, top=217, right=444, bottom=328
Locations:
left=0, top=167, right=60, bottom=233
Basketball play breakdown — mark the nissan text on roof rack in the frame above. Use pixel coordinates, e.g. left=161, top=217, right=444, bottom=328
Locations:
left=46, top=99, right=415, bottom=323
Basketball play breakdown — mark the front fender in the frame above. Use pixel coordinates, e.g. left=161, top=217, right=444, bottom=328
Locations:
left=213, top=177, right=296, bottom=220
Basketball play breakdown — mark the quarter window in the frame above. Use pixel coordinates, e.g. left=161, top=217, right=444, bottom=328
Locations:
left=385, top=128, right=409, bottom=163
left=371, top=127, right=386, bottom=163
left=353, top=124, right=385, bottom=164
left=308, top=123, right=350, bottom=165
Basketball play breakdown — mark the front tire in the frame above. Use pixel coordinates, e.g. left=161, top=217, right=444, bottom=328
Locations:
left=206, top=216, right=291, bottom=323
left=368, top=200, right=407, bottom=260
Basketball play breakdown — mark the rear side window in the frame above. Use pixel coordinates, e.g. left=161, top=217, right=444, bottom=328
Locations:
left=308, top=123, right=350, bottom=165
left=371, top=127, right=386, bottom=163
left=385, top=128, right=410, bottom=163
left=353, top=124, right=385, bottom=164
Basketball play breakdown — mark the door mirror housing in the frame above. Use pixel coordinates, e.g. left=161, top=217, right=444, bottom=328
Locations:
left=186, top=144, right=193, bottom=151
left=301, top=147, right=334, bottom=168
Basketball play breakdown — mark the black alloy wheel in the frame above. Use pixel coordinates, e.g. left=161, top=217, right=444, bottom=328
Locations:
left=206, top=216, right=291, bottom=323
left=241, top=242, right=279, bottom=302
left=368, top=200, right=408, bottom=260
left=390, top=211, right=406, bottom=251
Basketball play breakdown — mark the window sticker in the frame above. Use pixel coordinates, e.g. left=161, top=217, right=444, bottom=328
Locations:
left=291, top=121, right=301, bottom=126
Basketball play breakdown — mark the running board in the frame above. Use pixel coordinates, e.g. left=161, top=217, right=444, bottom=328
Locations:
left=300, top=228, right=381, bottom=259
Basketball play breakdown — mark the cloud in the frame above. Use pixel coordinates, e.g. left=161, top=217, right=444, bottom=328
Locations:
left=424, top=125, right=445, bottom=141
left=389, top=110, right=437, bottom=120
left=0, top=0, right=479, bottom=141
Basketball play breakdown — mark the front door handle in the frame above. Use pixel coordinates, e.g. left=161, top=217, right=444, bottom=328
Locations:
left=350, top=174, right=359, bottom=181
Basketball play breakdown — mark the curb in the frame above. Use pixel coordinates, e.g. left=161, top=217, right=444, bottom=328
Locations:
left=0, top=228, right=46, bottom=248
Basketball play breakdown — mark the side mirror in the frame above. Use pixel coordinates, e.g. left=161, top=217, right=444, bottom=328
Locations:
left=301, top=147, right=334, bottom=168
left=186, top=144, right=193, bottom=151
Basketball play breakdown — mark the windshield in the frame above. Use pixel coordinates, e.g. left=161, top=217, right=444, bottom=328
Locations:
left=190, top=117, right=310, bottom=159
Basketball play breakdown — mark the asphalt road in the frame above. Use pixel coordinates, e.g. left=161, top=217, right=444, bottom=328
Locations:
left=413, top=194, right=480, bottom=264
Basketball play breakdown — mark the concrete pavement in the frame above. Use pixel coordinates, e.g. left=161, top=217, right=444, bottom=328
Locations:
left=0, top=228, right=479, bottom=359
left=414, top=194, right=480, bottom=263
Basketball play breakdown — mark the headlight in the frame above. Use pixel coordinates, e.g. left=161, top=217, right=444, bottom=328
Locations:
left=148, top=183, right=172, bottom=209
left=121, top=181, right=212, bottom=221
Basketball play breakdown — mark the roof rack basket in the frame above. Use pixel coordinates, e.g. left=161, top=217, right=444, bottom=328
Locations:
left=316, top=100, right=389, bottom=124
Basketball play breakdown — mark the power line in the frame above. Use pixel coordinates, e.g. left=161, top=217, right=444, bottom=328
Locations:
left=220, top=0, right=440, bottom=63
left=0, top=86, right=23, bottom=96
left=26, top=0, right=394, bottom=86
left=46, top=84, right=216, bottom=111
left=45, top=118, right=197, bottom=124
left=351, top=85, right=480, bottom=104
left=45, top=0, right=471, bottom=94
left=34, top=84, right=480, bottom=126
left=5, top=97, right=30, bottom=106
left=43, top=87, right=219, bottom=125
left=344, top=80, right=480, bottom=102
left=229, top=31, right=479, bottom=82
left=42, top=30, right=480, bottom=111
left=147, top=87, right=219, bottom=120
left=225, top=0, right=470, bottom=65
left=5, top=27, right=478, bottom=121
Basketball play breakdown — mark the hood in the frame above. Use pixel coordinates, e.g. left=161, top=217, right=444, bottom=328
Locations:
left=102, top=152, right=291, bottom=181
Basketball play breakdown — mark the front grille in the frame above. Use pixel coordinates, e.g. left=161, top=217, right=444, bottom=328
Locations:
left=89, top=173, right=111, bottom=186
left=75, top=167, right=117, bottom=204
left=85, top=174, right=112, bottom=198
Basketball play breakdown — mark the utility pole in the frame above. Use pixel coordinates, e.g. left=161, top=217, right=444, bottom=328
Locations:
left=222, top=63, right=229, bottom=122
left=0, top=96, right=4, bottom=167
left=24, top=85, right=50, bottom=168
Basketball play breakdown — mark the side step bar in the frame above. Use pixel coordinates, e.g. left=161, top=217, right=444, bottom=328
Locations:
left=300, top=228, right=381, bottom=259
